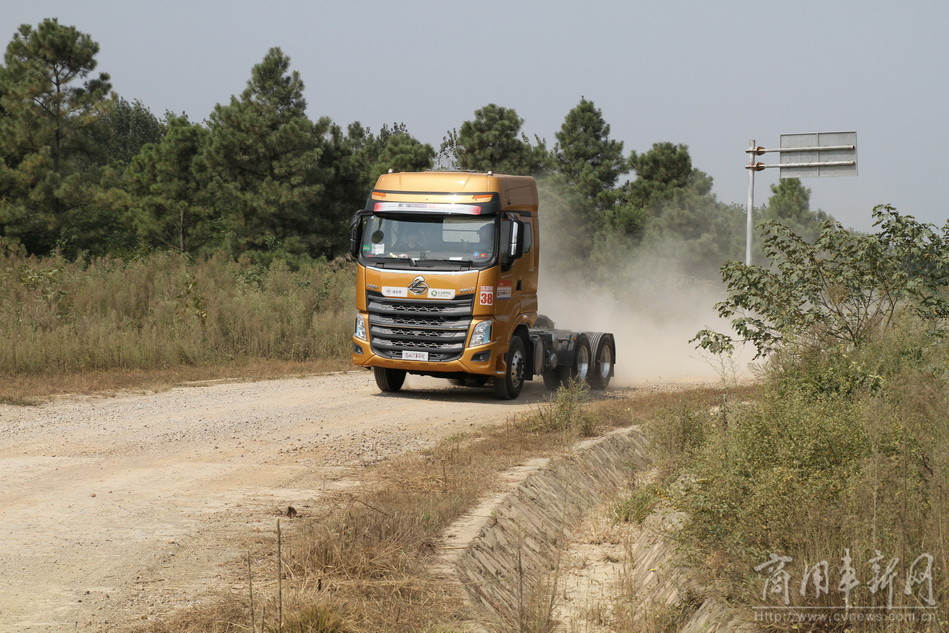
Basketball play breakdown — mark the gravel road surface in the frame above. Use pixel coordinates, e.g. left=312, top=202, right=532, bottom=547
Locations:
left=0, top=371, right=553, bottom=632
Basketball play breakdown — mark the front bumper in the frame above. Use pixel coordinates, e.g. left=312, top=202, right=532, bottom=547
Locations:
left=352, top=335, right=499, bottom=376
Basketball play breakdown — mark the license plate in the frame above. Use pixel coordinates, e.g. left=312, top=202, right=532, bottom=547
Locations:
left=402, top=350, right=429, bottom=361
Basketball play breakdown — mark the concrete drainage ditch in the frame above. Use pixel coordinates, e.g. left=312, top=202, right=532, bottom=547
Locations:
left=437, top=426, right=760, bottom=632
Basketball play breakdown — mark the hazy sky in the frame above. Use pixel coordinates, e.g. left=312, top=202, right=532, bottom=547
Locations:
left=3, top=1, right=947, bottom=232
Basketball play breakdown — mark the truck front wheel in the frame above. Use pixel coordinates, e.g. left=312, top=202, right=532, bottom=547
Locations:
left=373, top=367, right=406, bottom=392
left=493, top=337, right=526, bottom=400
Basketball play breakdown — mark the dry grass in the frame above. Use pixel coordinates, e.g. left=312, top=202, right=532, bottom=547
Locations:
left=0, top=358, right=353, bottom=401
left=280, top=384, right=611, bottom=631
left=0, top=250, right=356, bottom=403
left=0, top=250, right=354, bottom=378
left=143, top=382, right=733, bottom=633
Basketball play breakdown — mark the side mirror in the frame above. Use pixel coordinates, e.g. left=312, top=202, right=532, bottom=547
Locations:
left=508, top=219, right=525, bottom=259
left=501, top=217, right=525, bottom=269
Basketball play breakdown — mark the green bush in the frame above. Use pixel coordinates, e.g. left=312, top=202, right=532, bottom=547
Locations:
left=667, top=324, right=948, bottom=621
left=694, top=205, right=949, bottom=358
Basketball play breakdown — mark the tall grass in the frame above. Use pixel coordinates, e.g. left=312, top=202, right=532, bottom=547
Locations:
left=647, top=321, right=949, bottom=629
left=0, top=249, right=354, bottom=375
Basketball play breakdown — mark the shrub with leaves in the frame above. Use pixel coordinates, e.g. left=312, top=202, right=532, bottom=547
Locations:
left=668, top=324, right=949, bottom=620
left=693, top=205, right=949, bottom=358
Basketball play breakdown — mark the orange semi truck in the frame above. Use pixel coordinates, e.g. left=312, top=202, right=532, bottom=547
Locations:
left=349, top=171, right=615, bottom=400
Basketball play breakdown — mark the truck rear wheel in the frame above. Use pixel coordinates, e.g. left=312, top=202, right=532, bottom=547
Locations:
left=542, top=367, right=562, bottom=391
left=587, top=334, right=615, bottom=390
left=567, top=335, right=592, bottom=383
left=493, top=336, right=526, bottom=400
left=373, top=367, right=406, bottom=392
left=551, top=334, right=591, bottom=389
left=574, top=336, right=591, bottom=382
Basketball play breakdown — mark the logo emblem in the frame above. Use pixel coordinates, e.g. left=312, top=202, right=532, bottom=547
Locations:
left=408, top=275, right=429, bottom=295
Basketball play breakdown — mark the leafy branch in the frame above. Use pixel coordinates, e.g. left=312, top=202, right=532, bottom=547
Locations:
left=693, top=205, right=949, bottom=358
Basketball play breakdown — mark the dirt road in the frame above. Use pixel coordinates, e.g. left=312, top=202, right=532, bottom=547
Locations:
left=0, top=371, right=556, bottom=632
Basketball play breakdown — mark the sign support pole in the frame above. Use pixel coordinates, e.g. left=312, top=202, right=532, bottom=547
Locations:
left=746, top=139, right=756, bottom=265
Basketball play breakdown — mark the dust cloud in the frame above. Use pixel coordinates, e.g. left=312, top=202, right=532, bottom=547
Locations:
left=537, top=249, right=754, bottom=387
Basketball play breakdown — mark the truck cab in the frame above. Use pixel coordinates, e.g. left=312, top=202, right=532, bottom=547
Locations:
left=350, top=171, right=614, bottom=399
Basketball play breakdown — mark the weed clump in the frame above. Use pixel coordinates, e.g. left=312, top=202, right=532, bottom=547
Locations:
left=530, top=379, right=599, bottom=437
left=612, top=483, right=662, bottom=525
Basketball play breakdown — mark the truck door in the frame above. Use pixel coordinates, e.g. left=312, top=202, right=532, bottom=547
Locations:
left=499, top=213, right=538, bottom=321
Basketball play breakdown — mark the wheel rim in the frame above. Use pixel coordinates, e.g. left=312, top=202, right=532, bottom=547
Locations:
left=576, top=345, right=590, bottom=380
left=598, top=345, right=612, bottom=379
left=511, top=349, right=525, bottom=386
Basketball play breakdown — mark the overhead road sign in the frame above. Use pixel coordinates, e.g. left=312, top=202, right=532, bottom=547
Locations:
left=779, top=131, right=857, bottom=179
left=742, top=131, right=858, bottom=264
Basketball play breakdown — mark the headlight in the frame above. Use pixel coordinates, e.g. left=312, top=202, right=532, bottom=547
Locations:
left=354, top=313, right=367, bottom=340
left=469, top=320, right=492, bottom=347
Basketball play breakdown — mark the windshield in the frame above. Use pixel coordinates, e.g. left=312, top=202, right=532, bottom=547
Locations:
left=358, top=214, right=497, bottom=269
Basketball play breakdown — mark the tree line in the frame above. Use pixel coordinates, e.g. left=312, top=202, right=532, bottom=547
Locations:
left=0, top=18, right=828, bottom=273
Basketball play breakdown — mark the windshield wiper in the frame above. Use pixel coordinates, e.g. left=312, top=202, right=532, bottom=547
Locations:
left=368, top=258, right=477, bottom=270
left=416, top=258, right=476, bottom=269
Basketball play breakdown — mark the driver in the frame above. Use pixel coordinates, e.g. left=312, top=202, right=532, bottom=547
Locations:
left=395, top=226, right=425, bottom=252
left=475, top=223, right=495, bottom=257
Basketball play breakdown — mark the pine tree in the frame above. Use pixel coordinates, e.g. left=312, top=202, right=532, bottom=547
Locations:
left=553, top=97, right=626, bottom=205
left=122, top=115, right=212, bottom=253
left=0, top=18, right=113, bottom=254
left=441, top=104, right=550, bottom=175
left=347, top=122, right=434, bottom=193
left=762, top=177, right=831, bottom=243
left=199, top=47, right=347, bottom=260
left=626, top=142, right=711, bottom=210
left=372, top=131, right=434, bottom=178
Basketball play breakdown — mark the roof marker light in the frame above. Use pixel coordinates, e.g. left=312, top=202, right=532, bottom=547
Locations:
left=372, top=202, right=484, bottom=215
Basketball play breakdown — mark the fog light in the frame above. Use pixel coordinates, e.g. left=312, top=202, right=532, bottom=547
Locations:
left=352, top=343, right=364, bottom=354
left=472, top=351, right=491, bottom=363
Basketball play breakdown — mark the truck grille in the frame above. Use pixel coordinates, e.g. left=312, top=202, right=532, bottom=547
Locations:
left=367, top=291, right=473, bottom=362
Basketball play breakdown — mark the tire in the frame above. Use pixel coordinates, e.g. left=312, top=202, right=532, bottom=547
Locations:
left=373, top=367, right=406, bottom=392
left=548, top=335, right=592, bottom=388
left=560, top=334, right=591, bottom=385
left=574, top=336, right=592, bottom=382
left=492, top=336, right=527, bottom=400
left=587, top=335, right=615, bottom=390
left=542, top=368, right=562, bottom=391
